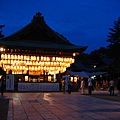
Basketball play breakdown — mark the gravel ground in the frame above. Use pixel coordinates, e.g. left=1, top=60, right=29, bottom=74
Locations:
left=0, top=98, right=9, bottom=120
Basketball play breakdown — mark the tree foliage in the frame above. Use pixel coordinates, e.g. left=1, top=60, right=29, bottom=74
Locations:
left=105, top=17, right=120, bottom=76
left=74, top=17, right=120, bottom=77
left=106, top=17, right=120, bottom=59
left=107, top=17, right=120, bottom=44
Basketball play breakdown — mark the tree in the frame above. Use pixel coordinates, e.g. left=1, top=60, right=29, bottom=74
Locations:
left=107, top=17, right=120, bottom=44
left=106, top=17, right=120, bottom=58
left=106, top=17, right=120, bottom=76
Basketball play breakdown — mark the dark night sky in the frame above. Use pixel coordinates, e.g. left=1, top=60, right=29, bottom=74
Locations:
left=0, top=0, right=120, bottom=53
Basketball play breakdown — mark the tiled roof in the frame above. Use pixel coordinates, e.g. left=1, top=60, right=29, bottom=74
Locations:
left=0, top=12, right=87, bottom=53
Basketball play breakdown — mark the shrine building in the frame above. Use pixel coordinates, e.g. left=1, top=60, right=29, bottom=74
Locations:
left=0, top=12, right=87, bottom=91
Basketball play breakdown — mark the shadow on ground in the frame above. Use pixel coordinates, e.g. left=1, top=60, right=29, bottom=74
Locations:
left=87, top=94, right=120, bottom=103
left=0, top=96, right=9, bottom=120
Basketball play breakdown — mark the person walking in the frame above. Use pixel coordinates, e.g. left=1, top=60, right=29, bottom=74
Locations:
left=109, top=79, right=115, bottom=96
left=88, top=76, right=93, bottom=95
left=117, top=77, right=120, bottom=96
left=61, top=79, right=65, bottom=93
left=80, top=78, right=85, bottom=94
left=63, top=73, right=69, bottom=93
left=95, top=80, right=99, bottom=91
left=68, top=79, right=72, bottom=94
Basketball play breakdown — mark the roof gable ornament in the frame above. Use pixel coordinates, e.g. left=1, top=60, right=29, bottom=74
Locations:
left=32, top=12, right=44, bottom=22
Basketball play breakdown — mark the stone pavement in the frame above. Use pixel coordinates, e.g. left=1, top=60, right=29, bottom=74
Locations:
left=3, top=90, right=120, bottom=120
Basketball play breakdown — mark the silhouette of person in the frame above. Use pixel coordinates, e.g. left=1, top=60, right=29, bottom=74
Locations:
left=117, top=77, right=120, bottom=96
left=0, top=76, right=5, bottom=96
left=88, top=76, right=93, bottom=94
left=109, top=79, right=115, bottom=96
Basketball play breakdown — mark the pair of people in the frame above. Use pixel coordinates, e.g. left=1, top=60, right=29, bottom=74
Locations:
left=80, top=76, right=93, bottom=95
left=79, top=76, right=93, bottom=95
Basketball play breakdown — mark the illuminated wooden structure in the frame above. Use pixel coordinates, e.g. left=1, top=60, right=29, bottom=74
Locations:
left=0, top=12, right=87, bottom=83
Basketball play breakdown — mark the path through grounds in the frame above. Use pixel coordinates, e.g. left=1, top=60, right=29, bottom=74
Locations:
left=2, top=90, right=120, bottom=120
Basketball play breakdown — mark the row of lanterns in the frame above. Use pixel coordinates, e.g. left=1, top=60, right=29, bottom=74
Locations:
left=1, top=54, right=74, bottom=62
left=1, top=60, right=71, bottom=67
left=0, top=53, right=74, bottom=74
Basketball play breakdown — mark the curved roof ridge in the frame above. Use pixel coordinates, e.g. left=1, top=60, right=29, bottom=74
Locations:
left=3, top=12, right=73, bottom=45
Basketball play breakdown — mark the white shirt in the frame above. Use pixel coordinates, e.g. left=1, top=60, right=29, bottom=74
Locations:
left=109, top=80, right=114, bottom=87
left=88, top=78, right=92, bottom=86
left=63, top=75, right=69, bottom=90
left=80, top=80, right=85, bottom=88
